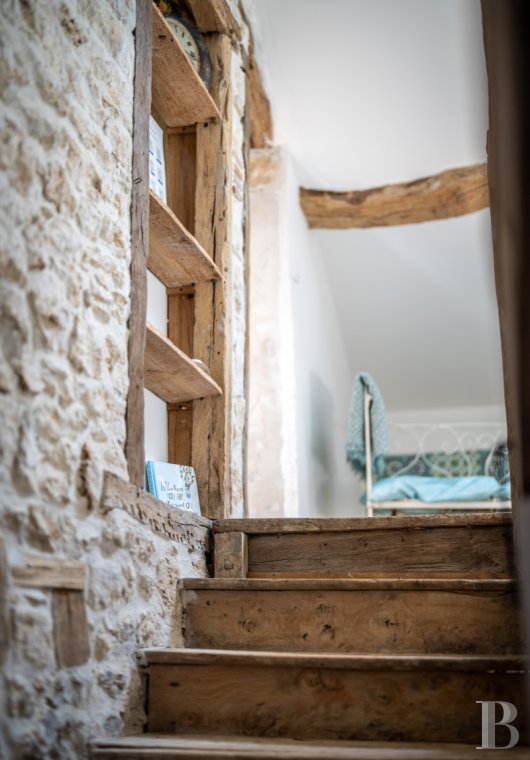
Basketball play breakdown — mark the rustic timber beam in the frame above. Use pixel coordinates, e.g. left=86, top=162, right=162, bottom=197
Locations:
left=186, top=0, right=241, bottom=39
left=247, top=50, right=273, bottom=149
left=299, top=163, right=489, bottom=229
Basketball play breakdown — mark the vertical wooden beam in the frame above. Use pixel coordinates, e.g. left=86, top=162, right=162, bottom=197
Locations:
left=52, top=590, right=90, bottom=668
left=126, top=0, right=152, bottom=486
left=165, top=126, right=197, bottom=234
left=168, top=285, right=195, bottom=465
left=482, top=0, right=530, bottom=705
left=167, top=286, right=195, bottom=355
left=214, top=531, right=248, bottom=578
left=193, top=34, right=233, bottom=519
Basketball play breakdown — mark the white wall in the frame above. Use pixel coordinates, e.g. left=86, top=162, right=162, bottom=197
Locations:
left=145, top=271, right=167, bottom=463
left=285, top=157, right=358, bottom=517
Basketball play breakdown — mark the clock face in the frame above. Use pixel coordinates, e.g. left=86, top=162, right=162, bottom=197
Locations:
left=166, top=18, right=200, bottom=72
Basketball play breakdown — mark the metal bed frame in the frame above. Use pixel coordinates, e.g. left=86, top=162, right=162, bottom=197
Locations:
left=363, top=390, right=512, bottom=517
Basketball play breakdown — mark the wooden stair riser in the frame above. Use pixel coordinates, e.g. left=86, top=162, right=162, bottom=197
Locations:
left=244, top=525, right=514, bottom=578
left=147, top=662, right=527, bottom=744
left=183, top=586, right=521, bottom=655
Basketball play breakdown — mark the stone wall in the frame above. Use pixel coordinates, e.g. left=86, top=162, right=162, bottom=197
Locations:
left=0, top=2, right=249, bottom=757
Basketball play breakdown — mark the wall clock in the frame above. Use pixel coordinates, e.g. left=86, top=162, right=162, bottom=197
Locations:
left=157, top=0, right=212, bottom=90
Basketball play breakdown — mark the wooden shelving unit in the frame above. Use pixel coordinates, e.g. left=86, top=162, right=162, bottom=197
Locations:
left=127, top=0, right=235, bottom=510
left=144, top=323, right=221, bottom=404
left=148, top=190, right=221, bottom=287
left=152, top=4, right=221, bottom=127
left=145, top=2, right=224, bottom=429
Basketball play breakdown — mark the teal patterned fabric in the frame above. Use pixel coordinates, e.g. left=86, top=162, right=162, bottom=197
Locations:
left=379, top=446, right=510, bottom=483
left=346, top=373, right=388, bottom=476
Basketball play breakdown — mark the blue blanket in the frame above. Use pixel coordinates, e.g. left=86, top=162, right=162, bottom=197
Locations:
left=371, top=475, right=511, bottom=504
left=346, top=372, right=387, bottom=476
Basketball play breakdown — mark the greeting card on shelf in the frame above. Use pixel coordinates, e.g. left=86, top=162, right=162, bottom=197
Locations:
left=148, top=116, right=167, bottom=203
left=145, top=460, right=201, bottom=515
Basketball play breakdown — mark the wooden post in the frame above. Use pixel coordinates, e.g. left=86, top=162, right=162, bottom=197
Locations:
left=126, top=0, right=152, bottom=486
left=52, top=591, right=90, bottom=668
left=193, top=34, right=233, bottom=519
left=214, top=532, right=248, bottom=578
left=482, top=0, right=530, bottom=709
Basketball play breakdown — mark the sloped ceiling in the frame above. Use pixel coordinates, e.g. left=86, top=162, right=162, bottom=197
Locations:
left=250, top=0, right=504, bottom=412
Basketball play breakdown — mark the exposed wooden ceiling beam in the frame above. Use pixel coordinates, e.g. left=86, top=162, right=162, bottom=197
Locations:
left=299, top=163, right=489, bottom=229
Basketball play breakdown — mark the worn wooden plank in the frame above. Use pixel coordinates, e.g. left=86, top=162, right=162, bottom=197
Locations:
left=213, top=512, right=512, bottom=534
left=168, top=402, right=193, bottom=465
left=168, top=286, right=195, bottom=355
left=148, top=191, right=221, bottom=287
left=146, top=651, right=527, bottom=744
left=245, top=524, right=514, bottom=578
left=214, top=532, right=248, bottom=578
left=186, top=0, right=241, bottom=38
left=152, top=4, right=221, bottom=127
left=144, top=647, right=526, bottom=671
left=182, top=577, right=516, bottom=592
left=300, top=164, right=489, bottom=229
left=91, top=735, right=530, bottom=760
left=52, top=590, right=90, bottom=668
left=192, top=34, right=233, bottom=519
left=247, top=51, right=273, bottom=149
left=126, top=0, right=152, bottom=487
left=12, top=556, right=86, bottom=590
left=144, top=323, right=221, bottom=404
left=101, top=471, right=212, bottom=538
left=183, top=581, right=521, bottom=654
left=165, top=127, right=197, bottom=234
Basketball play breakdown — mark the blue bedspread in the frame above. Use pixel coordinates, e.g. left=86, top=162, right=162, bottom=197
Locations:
left=371, top=475, right=511, bottom=503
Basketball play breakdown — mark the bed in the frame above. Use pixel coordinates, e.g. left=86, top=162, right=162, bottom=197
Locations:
left=347, top=377, right=511, bottom=517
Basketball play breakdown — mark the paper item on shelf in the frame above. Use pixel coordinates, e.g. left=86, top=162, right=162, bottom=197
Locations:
left=148, top=116, right=167, bottom=203
left=146, top=460, right=201, bottom=514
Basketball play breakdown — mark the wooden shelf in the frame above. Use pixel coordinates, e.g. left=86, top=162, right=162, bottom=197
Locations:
left=148, top=190, right=221, bottom=287
left=152, top=3, right=221, bottom=128
left=144, top=323, right=222, bottom=403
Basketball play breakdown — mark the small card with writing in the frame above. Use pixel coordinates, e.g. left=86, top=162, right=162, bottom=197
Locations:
left=145, top=460, right=201, bottom=515
left=148, top=116, right=167, bottom=203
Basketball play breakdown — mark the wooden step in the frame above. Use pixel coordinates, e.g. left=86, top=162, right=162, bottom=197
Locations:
left=182, top=578, right=522, bottom=655
left=213, top=513, right=514, bottom=578
left=91, top=734, right=530, bottom=759
left=144, top=649, right=528, bottom=745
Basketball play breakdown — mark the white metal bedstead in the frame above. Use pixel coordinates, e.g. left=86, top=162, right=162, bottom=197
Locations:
left=363, top=390, right=512, bottom=517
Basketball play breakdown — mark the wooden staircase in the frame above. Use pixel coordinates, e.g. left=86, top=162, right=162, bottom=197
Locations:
left=93, top=513, right=528, bottom=758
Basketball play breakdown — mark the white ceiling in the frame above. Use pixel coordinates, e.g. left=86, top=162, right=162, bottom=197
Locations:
left=250, top=0, right=505, bottom=412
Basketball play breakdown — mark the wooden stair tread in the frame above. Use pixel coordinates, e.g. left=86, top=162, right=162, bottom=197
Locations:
left=144, top=323, right=222, bottom=403
left=148, top=191, right=221, bottom=287
left=213, top=513, right=512, bottom=534
left=91, top=734, right=530, bottom=759
left=152, top=4, right=221, bottom=127
left=183, top=577, right=516, bottom=591
left=143, top=647, right=527, bottom=672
